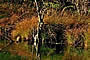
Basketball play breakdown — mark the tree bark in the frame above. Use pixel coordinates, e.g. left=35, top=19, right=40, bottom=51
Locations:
left=34, top=0, right=44, bottom=59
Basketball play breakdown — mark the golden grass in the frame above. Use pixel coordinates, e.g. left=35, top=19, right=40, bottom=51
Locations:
left=11, top=9, right=90, bottom=41
left=12, top=16, right=38, bottom=40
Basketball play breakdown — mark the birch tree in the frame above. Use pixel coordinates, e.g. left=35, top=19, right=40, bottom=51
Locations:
left=34, top=0, right=44, bottom=59
left=84, top=0, right=88, bottom=15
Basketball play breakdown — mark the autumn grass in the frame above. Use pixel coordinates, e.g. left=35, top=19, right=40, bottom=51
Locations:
left=0, top=3, right=90, bottom=60
left=10, top=10, right=90, bottom=59
left=11, top=9, right=90, bottom=40
left=12, top=16, right=38, bottom=40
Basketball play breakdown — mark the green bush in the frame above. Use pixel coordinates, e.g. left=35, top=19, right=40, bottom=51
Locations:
left=40, top=45, right=54, bottom=56
left=0, top=52, right=23, bottom=60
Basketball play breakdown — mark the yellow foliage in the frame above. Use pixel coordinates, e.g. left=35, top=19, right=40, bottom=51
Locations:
left=11, top=9, right=89, bottom=41
left=12, top=16, right=38, bottom=40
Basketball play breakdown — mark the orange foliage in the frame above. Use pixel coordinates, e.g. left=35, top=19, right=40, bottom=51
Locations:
left=44, top=13, right=78, bottom=25
left=9, top=14, right=19, bottom=24
left=0, top=14, right=19, bottom=26
left=11, top=9, right=89, bottom=40
left=12, top=16, right=38, bottom=39
left=0, top=18, right=9, bottom=26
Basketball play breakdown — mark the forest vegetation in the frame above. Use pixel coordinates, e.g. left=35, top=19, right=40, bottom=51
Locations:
left=0, top=0, right=90, bottom=60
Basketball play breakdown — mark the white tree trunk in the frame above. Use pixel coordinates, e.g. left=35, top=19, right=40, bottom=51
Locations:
left=34, top=0, right=44, bottom=59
